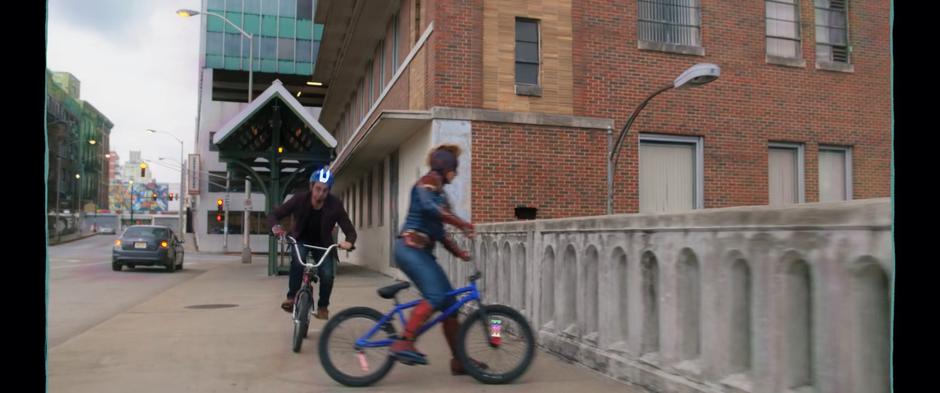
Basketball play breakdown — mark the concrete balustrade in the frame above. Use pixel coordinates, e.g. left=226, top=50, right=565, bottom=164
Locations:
left=437, top=198, right=892, bottom=393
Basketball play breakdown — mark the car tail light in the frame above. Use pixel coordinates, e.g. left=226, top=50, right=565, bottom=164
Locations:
left=160, top=240, right=169, bottom=249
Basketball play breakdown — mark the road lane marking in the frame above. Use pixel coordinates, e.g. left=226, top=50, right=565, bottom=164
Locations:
left=51, top=262, right=112, bottom=270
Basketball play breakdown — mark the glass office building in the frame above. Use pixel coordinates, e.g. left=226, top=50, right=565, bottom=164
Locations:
left=204, top=0, right=323, bottom=76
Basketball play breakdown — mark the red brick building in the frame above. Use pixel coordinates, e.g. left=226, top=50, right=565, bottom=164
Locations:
left=311, top=0, right=890, bottom=272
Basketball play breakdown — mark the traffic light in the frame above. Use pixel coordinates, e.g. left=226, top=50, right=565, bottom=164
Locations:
left=216, top=214, right=223, bottom=222
left=140, top=162, right=147, bottom=177
left=217, top=198, right=224, bottom=215
left=151, top=193, right=157, bottom=201
left=168, top=193, right=174, bottom=201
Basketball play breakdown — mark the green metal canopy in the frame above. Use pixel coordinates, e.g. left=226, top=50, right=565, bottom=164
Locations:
left=212, top=80, right=337, bottom=275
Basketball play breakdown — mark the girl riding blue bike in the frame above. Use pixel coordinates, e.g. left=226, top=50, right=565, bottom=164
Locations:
left=389, top=144, right=485, bottom=375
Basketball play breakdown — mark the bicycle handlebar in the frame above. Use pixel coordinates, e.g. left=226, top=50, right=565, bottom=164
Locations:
left=282, top=235, right=354, bottom=270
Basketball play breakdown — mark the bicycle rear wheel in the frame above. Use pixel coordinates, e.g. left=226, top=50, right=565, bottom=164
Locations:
left=456, top=304, right=536, bottom=384
left=292, top=290, right=312, bottom=353
left=319, top=307, right=397, bottom=387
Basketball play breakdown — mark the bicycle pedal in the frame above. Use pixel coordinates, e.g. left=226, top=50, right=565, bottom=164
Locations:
left=391, top=353, right=428, bottom=366
left=395, top=358, right=428, bottom=366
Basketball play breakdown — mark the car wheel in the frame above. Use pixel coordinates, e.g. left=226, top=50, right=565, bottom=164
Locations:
left=166, top=258, right=176, bottom=272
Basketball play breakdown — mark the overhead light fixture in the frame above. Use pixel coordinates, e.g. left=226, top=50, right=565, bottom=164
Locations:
left=306, top=81, right=323, bottom=86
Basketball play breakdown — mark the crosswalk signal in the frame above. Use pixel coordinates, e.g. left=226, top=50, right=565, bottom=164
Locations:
left=216, top=214, right=223, bottom=222
left=168, top=193, right=174, bottom=201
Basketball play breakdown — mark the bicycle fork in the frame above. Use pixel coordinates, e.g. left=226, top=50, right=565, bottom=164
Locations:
left=475, top=300, right=501, bottom=348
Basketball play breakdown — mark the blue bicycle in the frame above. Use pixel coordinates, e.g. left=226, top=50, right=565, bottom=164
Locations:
left=318, top=260, right=535, bottom=386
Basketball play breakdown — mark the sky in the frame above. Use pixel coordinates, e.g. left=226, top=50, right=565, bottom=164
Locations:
left=47, top=0, right=203, bottom=184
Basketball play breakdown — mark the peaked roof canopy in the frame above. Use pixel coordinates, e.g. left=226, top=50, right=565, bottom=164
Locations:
left=212, top=80, right=338, bottom=202
left=213, top=80, right=336, bottom=148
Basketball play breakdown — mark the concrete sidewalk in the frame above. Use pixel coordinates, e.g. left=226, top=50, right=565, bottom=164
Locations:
left=48, top=254, right=637, bottom=393
left=48, top=231, right=98, bottom=246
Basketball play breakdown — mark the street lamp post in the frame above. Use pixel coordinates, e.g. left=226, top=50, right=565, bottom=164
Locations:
left=606, top=63, right=721, bottom=215
left=177, top=9, right=254, bottom=102
left=242, top=176, right=251, bottom=263
left=56, top=154, right=62, bottom=242
left=224, top=171, right=230, bottom=253
left=147, top=129, right=186, bottom=239
left=75, top=173, right=81, bottom=234
left=129, top=180, right=135, bottom=225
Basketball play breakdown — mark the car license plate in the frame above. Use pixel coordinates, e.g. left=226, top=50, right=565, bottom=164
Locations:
left=135, top=242, right=148, bottom=249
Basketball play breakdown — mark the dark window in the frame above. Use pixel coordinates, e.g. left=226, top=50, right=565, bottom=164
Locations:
left=815, top=0, right=850, bottom=63
left=378, top=161, right=384, bottom=227
left=261, top=36, right=277, bottom=59
left=207, top=32, right=224, bottom=55
left=123, top=227, right=169, bottom=238
left=206, top=211, right=243, bottom=234
left=297, top=0, right=313, bottom=20
left=244, top=0, right=261, bottom=14
left=359, top=178, right=365, bottom=228
left=766, top=0, right=802, bottom=58
left=637, top=0, right=702, bottom=47
left=392, top=14, right=400, bottom=69
left=296, top=39, right=312, bottom=63
left=278, top=38, right=295, bottom=60
left=368, top=171, right=374, bottom=227
left=515, top=19, right=540, bottom=85
left=225, top=33, right=242, bottom=56
left=207, top=172, right=228, bottom=192
left=261, top=0, right=278, bottom=15
left=279, top=0, right=297, bottom=18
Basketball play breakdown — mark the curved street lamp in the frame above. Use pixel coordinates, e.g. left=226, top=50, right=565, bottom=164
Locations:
left=607, top=63, right=720, bottom=215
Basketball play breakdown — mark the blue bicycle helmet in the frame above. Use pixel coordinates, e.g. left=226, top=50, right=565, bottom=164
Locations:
left=310, top=166, right=335, bottom=188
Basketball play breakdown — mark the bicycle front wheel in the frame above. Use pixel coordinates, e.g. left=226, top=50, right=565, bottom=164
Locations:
left=318, top=307, right=397, bottom=387
left=456, top=304, right=536, bottom=384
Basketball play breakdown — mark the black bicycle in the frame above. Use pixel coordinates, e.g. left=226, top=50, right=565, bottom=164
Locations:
left=282, top=235, right=350, bottom=353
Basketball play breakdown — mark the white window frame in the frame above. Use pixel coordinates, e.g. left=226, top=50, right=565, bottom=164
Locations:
left=765, top=0, right=804, bottom=62
left=814, top=0, right=851, bottom=65
left=379, top=40, right=386, bottom=91
left=639, top=133, right=704, bottom=210
left=768, top=142, right=805, bottom=204
left=818, top=145, right=852, bottom=201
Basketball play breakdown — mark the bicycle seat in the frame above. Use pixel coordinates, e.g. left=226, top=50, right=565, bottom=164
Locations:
left=377, top=282, right=411, bottom=299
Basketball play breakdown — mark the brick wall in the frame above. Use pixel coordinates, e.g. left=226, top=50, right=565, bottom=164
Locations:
left=571, top=0, right=890, bottom=209
left=344, top=0, right=890, bottom=220
left=431, top=0, right=484, bottom=108
left=481, top=0, right=574, bottom=114
left=471, top=121, right=609, bottom=222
